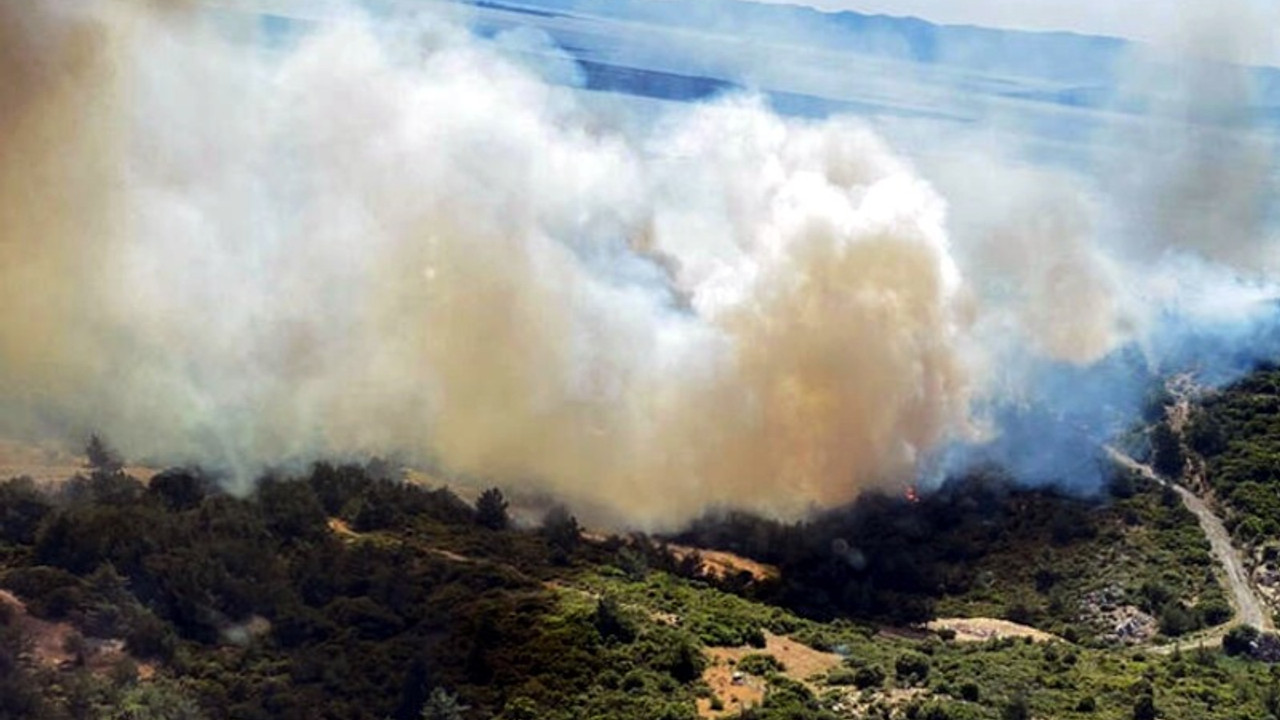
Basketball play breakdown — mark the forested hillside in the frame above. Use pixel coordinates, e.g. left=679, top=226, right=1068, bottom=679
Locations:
left=1188, top=370, right=1280, bottom=545
left=3, top=426, right=1279, bottom=719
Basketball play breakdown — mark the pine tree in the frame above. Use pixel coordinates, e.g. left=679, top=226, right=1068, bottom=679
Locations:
left=474, top=488, right=509, bottom=531
left=85, top=433, right=123, bottom=473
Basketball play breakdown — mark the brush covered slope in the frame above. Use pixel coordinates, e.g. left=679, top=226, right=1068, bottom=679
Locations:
left=1182, top=368, right=1280, bottom=628
left=674, top=467, right=1229, bottom=645
left=1188, top=369, right=1280, bottom=546
left=1, top=433, right=1278, bottom=720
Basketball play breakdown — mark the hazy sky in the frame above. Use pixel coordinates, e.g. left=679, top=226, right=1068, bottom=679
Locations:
left=753, top=0, right=1280, bottom=66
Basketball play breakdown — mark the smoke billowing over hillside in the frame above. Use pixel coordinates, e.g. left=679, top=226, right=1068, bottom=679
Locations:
left=0, top=0, right=1276, bottom=527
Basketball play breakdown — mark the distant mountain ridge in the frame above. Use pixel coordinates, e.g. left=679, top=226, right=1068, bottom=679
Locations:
left=498, top=0, right=1125, bottom=79
left=474, top=0, right=1280, bottom=113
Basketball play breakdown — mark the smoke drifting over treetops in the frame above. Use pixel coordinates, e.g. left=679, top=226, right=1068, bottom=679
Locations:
left=0, top=1, right=1275, bottom=527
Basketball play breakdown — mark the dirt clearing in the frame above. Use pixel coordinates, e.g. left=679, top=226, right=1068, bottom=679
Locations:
left=699, top=631, right=843, bottom=718
left=667, top=544, right=780, bottom=583
left=0, top=439, right=157, bottom=485
left=926, top=617, right=1059, bottom=643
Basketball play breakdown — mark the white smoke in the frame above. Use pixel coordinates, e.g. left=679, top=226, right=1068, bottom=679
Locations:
left=2, top=0, right=1278, bottom=527
left=0, top=1, right=980, bottom=526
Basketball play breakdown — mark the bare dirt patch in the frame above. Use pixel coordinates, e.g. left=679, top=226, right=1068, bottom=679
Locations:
left=0, top=439, right=157, bottom=485
left=667, top=544, right=780, bottom=583
left=699, top=659, right=765, bottom=718
left=0, top=589, right=142, bottom=676
left=699, top=632, right=842, bottom=718
left=327, top=517, right=360, bottom=540
left=926, top=617, right=1059, bottom=643
left=1, top=589, right=77, bottom=668
left=427, top=547, right=475, bottom=564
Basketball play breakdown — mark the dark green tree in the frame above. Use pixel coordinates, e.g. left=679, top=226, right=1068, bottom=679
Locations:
left=309, top=462, right=368, bottom=515
left=662, top=640, right=704, bottom=684
left=1223, top=624, right=1260, bottom=656
left=1151, top=422, right=1184, bottom=478
left=85, top=433, right=123, bottom=473
left=147, top=469, right=208, bottom=512
left=1132, top=691, right=1157, bottom=720
left=1002, top=693, right=1031, bottom=720
left=475, top=488, right=510, bottom=531
left=1186, top=411, right=1227, bottom=457
left=541, top=505, right=580, bottom=563
left=0, top=477, right=52, bottom=544
left=1158, top=601, right=1198, bottom=637
left=894, top=652, right=931, bottom=686
left=257, top=477, right=327, bottom=542
left=593, top=595, right=634, bottom=643
left=853, top=665, right=885, bottom=689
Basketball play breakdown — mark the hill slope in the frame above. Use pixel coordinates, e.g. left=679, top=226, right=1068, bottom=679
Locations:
left=3, top=441, right=1280, bottom=719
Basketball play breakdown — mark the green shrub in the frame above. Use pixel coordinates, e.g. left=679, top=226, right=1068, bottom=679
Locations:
left=0, top=477, right=52, bottom=545
left=737, top=653, right=784, bottom=676
left=1002, top=693, right=1030, bottom=720
left=103, top=680, right=206, bottom=720
left=826, top=667, right=858, bottom=686
left=124, top=611, right=177, bottom=661
left=895, top=652, right=931, bottom=686
left=1223, top=625, right=1260, bottom=656
left=659, top=640, right=704, bottom=684
left=541, top=506, right=581, bottom=564
left=0, top=566, right=85, bottom=619
left=761, top=675, right=818, bottom=713
left=1132, top=692, right=1157, bottom=720
left=854, top=665, right=886, bottom=689
left=918, top=702, right=954, bottom=720
left=593, top=595, right=635, bottom=644
left=1158, top=601, right=1199, bottom=637
left=1198, top=599, right=1232, bottom=627
left=498, top=697, right=540, bottom=720
left=1138, top=581, right=1174, bottom=613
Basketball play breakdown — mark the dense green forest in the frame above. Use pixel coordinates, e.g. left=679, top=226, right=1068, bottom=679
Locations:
left=3, top=390, right=1280, bottom=720
left=1188, top=369, right=1280, bottom=546
left=674, top=468, right=1229, bottom=643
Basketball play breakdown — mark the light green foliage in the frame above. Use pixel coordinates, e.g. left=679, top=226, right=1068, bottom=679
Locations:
left=736, top=652, right=784, bottom=676
left=104, top=680, right=206, bottom=720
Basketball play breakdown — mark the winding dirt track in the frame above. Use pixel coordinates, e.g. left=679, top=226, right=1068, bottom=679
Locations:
left=1105, top=446, right=1272, bottom=648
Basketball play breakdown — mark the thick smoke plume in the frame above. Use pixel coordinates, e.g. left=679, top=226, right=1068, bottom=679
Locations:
left=0, top=1, right=976, bottom=525
left=0, top=1, right=1274, bottom=527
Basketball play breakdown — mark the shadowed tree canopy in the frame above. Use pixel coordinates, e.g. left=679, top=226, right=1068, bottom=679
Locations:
left=85, top=434, right=123, bottom=474
left=475, top=488, right=509, bottom=531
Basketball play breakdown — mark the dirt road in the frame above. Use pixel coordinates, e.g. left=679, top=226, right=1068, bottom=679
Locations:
left=1105, top=446, right=1272, bottom=640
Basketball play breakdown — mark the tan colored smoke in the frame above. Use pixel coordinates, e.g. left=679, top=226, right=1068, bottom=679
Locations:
left=0, top=2, right=977, bottom=526
left=0, top=2, right=128, bottom=423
